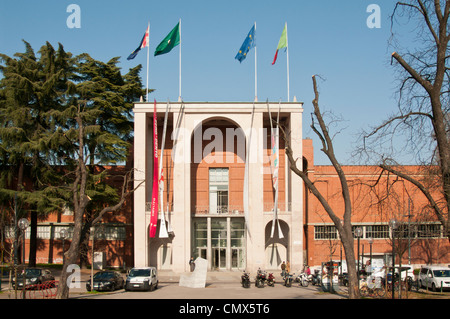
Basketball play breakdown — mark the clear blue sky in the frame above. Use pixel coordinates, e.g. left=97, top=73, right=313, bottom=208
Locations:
left=1, top=0, right=412, bottom=165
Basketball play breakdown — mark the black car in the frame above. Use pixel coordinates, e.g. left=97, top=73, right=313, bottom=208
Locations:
left=341, top=273, right=349, bottom=286
left=13, top=268, right=55, bottom=289
left=86, top=270, right=125, bottom=292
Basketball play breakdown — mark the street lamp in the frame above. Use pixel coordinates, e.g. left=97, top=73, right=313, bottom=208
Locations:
left=18, top=218, right=29, bottom=299
left=389, top=218, right=398, bottom=299
left=368, top=237, right=374, bottom=275
left=354, top=227, right=363, bottom=288
left=60, top=228, right=68, bottom=265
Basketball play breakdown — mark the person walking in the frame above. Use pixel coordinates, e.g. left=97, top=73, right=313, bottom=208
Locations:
left=189, top=257, right=195, bottom=272
left=281, top=261, right=286, bottom=277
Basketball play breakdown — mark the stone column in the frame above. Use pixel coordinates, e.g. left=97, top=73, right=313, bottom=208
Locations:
left=246, top=111, right=265, bottom=273
left=133, top=111, right=148, bottom=267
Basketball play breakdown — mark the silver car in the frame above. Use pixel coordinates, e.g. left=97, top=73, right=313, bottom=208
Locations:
left=125, top=267, right=158, bottom=291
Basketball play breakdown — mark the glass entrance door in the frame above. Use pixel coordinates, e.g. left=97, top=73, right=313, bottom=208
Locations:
left=193, top=217, right=246, bottom=271
left=231, top=248, right=245, bottom=269
left=212, top=248, right=227, bottom=269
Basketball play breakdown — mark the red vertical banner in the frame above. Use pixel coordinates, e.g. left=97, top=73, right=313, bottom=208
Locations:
left=149, top=100, right=159, bottom=238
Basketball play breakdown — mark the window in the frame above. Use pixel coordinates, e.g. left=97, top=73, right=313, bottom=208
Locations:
left=95, top=225, right=126, bottom=240
left=417, top=224, right=441, bottom=238
left=314, top=225, right=337, bottom=240
left=209, top=168, right=229, bottom=214
left=366, top=225, right=390, bottom=239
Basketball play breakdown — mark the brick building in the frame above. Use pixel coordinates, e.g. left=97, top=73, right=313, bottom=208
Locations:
left=4, top=101, right=449, bottom=272
left=303, top=138, right=450, bottom=272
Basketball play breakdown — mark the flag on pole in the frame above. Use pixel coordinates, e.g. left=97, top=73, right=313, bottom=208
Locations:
left=127, top=25, right=149, bottom=60
left=235, top=24, right=256, bottom=63
left=149, top=100, right=159, bottom=238
left=272, top=23, right=287, bottom=65
left=154, top=22, right=181, bottom=56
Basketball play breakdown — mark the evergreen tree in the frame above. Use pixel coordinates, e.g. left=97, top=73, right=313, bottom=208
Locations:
left=1, top=41, right=146, bottom=296
left=0, top=41, right=73, bottom=266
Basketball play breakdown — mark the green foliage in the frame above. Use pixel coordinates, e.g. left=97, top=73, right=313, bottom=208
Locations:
left=0, top=40, right=145, bottom=215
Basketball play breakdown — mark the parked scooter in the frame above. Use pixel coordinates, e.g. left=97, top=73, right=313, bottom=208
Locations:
left=267, top=273, right=275, bottom=287
left=241, top=271, right=251, bottom=288
left=297, top=272, right=309, bottom=287
left=310, top=270, right=322, bottom=286
left=283, top=272, right=294, bottom=287
left=255, top=268, right=267, bottom=288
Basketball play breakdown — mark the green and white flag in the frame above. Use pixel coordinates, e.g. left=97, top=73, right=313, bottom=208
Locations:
left=154, top=22, right=180, bottom=56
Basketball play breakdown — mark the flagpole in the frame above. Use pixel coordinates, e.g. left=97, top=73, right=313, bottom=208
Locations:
left=254, top=21, right=257, bottom=102
left=147, top=22, right=150, bottom=102
left=179, top=18, right=182, bottom=101
left=286, top=22, right=290, bottom=102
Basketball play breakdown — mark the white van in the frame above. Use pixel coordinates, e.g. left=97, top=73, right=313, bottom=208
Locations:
left=125, top=267, right=159, bottom=291
left=419, top=266, right=450, bottom=291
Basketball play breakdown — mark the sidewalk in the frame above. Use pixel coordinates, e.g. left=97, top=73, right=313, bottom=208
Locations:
left=0, top=269, right=245, bottom=296
left=0, top=269, right=348, bottom=299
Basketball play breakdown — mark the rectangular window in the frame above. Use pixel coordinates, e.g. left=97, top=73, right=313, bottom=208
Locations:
left=314, top=225, right=337, bottom=240
left=417, top=224, right=441, bottom=238
left=366, top=225, right=390, bottom=239
left=209, top=168, right=229, bottom=214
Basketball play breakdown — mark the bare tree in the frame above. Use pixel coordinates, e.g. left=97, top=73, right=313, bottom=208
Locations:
left=363, top=0, right=450, bottom=243
left=279, top=75, right=359, bottom=298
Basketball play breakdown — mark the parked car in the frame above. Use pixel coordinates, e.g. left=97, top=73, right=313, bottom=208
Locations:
left=12, top=268, right=55, bottom=289
left=125, top=267, right=158, bottom=291
left=86, top=270, right=125, bottom=292
left=341, top=273, right=348, bottom=286
left=419, top=266, right=450, bottom=292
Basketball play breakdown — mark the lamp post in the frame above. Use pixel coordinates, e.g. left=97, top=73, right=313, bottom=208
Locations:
left=368, top=237, right=374, bottom=275
left=60, top=228, right=68, bottom=265
left=18, top=218, right=29, bottom=300
left=355, top=227, right=363, bottom=289
left=389, top=218, right=398, bottom=299
left=404, top=199, right=413, bottom=265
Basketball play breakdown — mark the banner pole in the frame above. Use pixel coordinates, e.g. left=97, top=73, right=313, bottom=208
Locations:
left=146, top=22, right=150, bottom=101
left=286, top=22, right=290, bottom=102
left=179, top=19, right=182, bottom=101
left=254, top=21, right=257, bottom=102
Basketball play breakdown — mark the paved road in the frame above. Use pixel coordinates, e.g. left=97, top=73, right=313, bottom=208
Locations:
left=74, top=281, right=347, bottom=300
left=0, top=269, right=347, bottom=301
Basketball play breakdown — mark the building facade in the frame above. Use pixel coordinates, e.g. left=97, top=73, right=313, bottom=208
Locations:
left=4, top=102, right=450, bottom=273
left=303, top=138, right=450, bottom=271
left=133, top=101, right=304, bottom=273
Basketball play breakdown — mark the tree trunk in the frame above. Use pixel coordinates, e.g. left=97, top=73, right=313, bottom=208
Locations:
left=280, top=75, right=360, bottom=298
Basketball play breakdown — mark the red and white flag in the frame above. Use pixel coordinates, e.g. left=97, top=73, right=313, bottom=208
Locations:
left=149, top=100, right=159, bottom=238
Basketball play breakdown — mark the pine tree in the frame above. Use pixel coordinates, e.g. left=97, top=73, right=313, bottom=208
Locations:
left=0, top=41, right=73, bottom=266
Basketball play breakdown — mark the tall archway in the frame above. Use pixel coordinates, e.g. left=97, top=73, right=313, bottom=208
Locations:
left=190, top=117, right=247, bottom=270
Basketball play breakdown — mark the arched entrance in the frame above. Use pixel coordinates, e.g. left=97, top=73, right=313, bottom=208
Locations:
left=190, top=117, right=247, bottom=271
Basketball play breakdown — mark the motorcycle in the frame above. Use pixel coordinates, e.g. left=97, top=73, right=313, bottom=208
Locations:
left=241, top=271, right=250, bottom=288
left=267, top=273, right=275, bottom=287
left=255, top=268, right=267, bottom=288
left=297, top=272, right=309, bottom=287
left=311, top=271, right=322, bottom=286
left=283, top=272, right=293, bottom=287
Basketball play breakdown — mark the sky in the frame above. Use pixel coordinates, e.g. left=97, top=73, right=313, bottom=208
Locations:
left=0, top=0, right=414, bottom=165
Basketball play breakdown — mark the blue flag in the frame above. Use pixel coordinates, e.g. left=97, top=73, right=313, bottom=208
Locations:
left=127, top=25, right=150, bottom=60
left=235, top=24, right=256, bottom=63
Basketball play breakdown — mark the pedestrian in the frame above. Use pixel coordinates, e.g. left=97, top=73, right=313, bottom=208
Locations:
left=281, top=261, right=286, bottom=277
left=189, top=257, right=195, bottom=272
left=306, top=266, right=311, bottom=276
left=286, top=261, right=290, bottom=274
